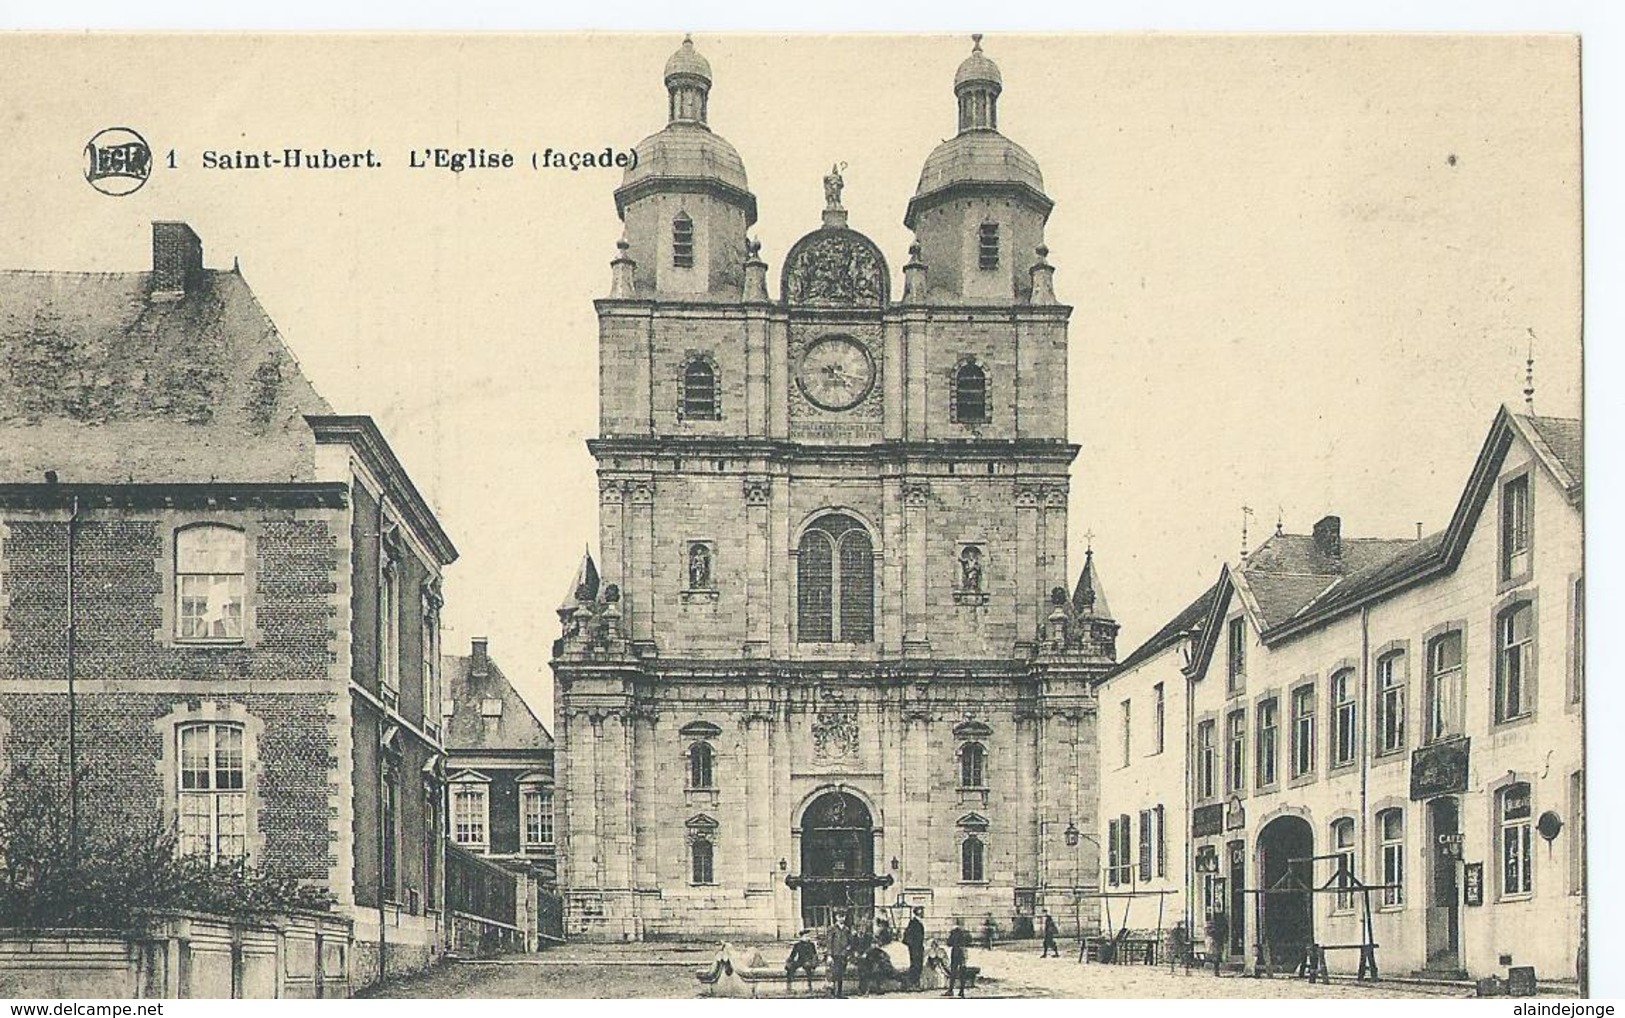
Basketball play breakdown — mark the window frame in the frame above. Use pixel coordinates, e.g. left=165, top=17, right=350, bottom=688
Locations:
left=690, top=836, right=716, bottom=885
left=1226, top=616, right=1247, bottom=695
left=174, top=523, right=248, bottom=645
left=977, top=221, right=1000, bottom=271
left=1152, top=682, right=1166, bottom=756
left=959, top=740, right=988, bottom=790
left=1195, top=719, right=1217, bottom=801
left=1494, top=598, right=1536, bottom=726
left=176, top=721, right=248, bottom=865
left=678, top=354, right=721, bottom=422
left=1120, top=699, right=1132, bottom=768
left=1224, top=708, right=1246, bottom=795
left=1330, top=817, right=1356, bottom=913
left=951, top=358, right=990, bottom=425
left=1424, top=627, right=1466, bottom=744
left=451, top=778, right=490, bottom=850
left=1329, top=667, right=1357, bottom=770
left=671, top=211, right=695, bottom=269
left=1377, top=807, right=1405, bottom=909
left=1499, top=468, right=1533, bottom=588
left=1374, top=647, right=1407, bottom=757
left=687, top=741, right=716, bottom=791
left=795, top=513, right=876, bottom=645
left=960, top=834, right=987, bottom=883
left=520, top=782, right=555, bottom=849
left=1497, top=781, right=1533, bottom=900
left=1289, top=681, right=1317, bottom=782
left=1255, top=696, right=1279, bottom=789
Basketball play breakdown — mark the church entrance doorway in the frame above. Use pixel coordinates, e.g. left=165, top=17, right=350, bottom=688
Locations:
left=798, top=790, right=877, bottom=929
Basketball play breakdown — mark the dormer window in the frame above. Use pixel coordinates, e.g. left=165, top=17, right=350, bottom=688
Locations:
left=978, top=222, right=1000, bottom=270
left=672, top=212, right=695, bottom=268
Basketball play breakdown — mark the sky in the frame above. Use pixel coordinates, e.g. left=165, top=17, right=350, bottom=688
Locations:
left=0, top=33, right=1583, bottom=727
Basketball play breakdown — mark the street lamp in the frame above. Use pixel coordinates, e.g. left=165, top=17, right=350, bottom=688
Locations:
left=1064, top=822, right=1080, bottom=848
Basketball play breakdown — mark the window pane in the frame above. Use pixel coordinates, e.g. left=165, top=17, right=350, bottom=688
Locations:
left=178, top=793, right=212, bottom=856
left=837, top=530, right=874, bottom=642
left=176, top=526, right=245, bottom=574
left=216, top=792, right=247, bottom=862
left=797, top=532, right=833, bottom=642
left=214, top=726, right=245, bottom=790
left=180, top=726, right=211, bottom=790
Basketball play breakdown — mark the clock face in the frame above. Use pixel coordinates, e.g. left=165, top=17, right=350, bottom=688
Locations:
left=797, top=335, right=875, bottom=412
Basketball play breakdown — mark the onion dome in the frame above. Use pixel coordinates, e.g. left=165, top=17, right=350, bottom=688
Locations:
left=616, top=34, right=755, bottom=224
left=905, top=35, right=1049, bottom=231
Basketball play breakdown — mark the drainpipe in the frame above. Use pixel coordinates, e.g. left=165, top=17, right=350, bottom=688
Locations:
left=66, top=494, right=80, bottom=865
left=1359, top=605, right=1372, bottom=952
left=1184, top=658, right=1196, bottom=933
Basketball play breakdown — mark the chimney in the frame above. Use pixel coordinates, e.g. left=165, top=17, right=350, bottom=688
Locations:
left=1312, top=515, right=1342, bottom=560
left=471, top=636, right=490, bottom=677
left=150, top=221, right=203, bottom=301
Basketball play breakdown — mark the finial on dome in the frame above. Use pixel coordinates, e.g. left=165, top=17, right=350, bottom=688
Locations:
left=972, top=33, right=983, bottom=53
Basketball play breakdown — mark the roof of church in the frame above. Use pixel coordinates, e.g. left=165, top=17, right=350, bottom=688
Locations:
left=443, top=644, right=554, bottom=753
left=0, top=267, right=333, bottom=484
left=1072, top=550, right=1112, bottom=620
left=955, top=36, right=1003, bottom=90
left=664, top=35, right=711, bottom=84
left=621, top=121, right=750, bottom=195
left=914, top=131, right=1045, bottom=201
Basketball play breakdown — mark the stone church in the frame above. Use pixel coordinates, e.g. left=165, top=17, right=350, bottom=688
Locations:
left=552, top=36, right=1118, bottom=940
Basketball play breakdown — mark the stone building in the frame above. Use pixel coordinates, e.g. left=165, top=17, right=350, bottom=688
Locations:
left=444, top=636, right=559, bottom=946
left=0, top=222, right=458, bottom=983
left=551, top=37, right=1117, bottom=941
left=1105, top=404, right=1583, bottom=982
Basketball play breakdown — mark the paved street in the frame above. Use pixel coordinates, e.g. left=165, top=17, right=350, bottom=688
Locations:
left=365, top=941, right=1473, bottom=999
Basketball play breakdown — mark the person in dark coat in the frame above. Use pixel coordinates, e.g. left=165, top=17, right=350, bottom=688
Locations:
left=903, top=907, right=927, bottom=990
left=1041, top=910, right=1060, bottom=957
left=827, top=912, right=852, bottom=998
left=945, top=918, right=971, bottom=997
left=785, top=929, right=819, bottom=993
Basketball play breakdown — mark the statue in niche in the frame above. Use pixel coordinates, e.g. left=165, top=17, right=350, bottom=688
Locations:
left=959, top=546, right=984, bottom=594
left=688, top=542, right=713, bottom=590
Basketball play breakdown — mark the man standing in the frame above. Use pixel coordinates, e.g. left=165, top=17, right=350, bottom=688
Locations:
left=827, top=912, right=852, bottom=998
left=1041, top=910, right=1060, bottom=958
left=945, top=918, right=971, bottom=998
left=903, top=907, right=926, bottom=990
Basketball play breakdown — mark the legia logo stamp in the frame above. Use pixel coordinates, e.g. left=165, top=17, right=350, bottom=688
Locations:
left=84, top=127, right=152, bottom=196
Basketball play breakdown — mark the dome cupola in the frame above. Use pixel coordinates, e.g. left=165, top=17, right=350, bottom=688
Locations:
left=612, top=35, right=757, bottom=300
left=905, top=35, right=1055, bottom=305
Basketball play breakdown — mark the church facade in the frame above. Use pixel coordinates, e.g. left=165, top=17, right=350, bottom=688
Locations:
left=551, top=37, right=1117, bottom=941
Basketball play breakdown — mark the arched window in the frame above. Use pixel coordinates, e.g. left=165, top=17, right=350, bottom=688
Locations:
left=1426, top=630, right=1464, bottom=741
left=687, top=742, right=715, bottom=790
left=952, top=359, right=989, bottom=425
left=961, top=836, right=986, bottom=882
left=177, top=721, right=247, bottom=863
left=1378, top=807, right=1406, bottom=906
left=691, top=837, right=715, bottom=884
left=680, top=356, right=720, bottom=421
left=960, top=742, right=987, bottom=789
left=1330, top=817, right=1355, bottom=911
left=1375, top=650, right=1406, bottom=755
left=1330, top=668, right=1357, bottom=767
left=672, top=212, right=695, bottom=268
left=797, top=514, right=874, bottom=644
left=175, top=524, right=246, bottom=641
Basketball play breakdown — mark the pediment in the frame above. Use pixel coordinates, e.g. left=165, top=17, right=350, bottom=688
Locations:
left=680, top=720, right=723, bottom=738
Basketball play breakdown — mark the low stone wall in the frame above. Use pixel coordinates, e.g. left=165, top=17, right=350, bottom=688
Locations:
left=0, top=910, right=353, bottom=999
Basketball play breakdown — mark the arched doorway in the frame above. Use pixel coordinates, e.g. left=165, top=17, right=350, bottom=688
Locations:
left=1257, top=815, right=1314, bottom=967
left=798, top=790, right=876, bottom=929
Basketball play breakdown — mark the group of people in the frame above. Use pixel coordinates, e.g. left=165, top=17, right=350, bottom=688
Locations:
left=784, top=907, right=977, bottom=997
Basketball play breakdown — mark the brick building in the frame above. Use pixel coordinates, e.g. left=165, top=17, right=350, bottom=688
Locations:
left=1099, top=405, right=1584, bottom=983
left=444, top=637, right=558, bottom=947
left=0, top=222, right=458, bottom=983
left=552, top=37, right=1116, bottom=941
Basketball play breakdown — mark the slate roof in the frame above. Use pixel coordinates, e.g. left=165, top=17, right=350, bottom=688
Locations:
left=1237, top=533, right=1417, bottom=630
left=1108, top=577, right=1224, bottom=678
left=0, top=268, right=333, bottom=484
left=443, top=648, right=554, bottom=753
left=1519, top=413, right=1582, bottom=487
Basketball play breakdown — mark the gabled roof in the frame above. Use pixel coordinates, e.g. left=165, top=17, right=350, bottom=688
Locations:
left=0, top=268, right=332, bottom=484
left=1260, top=405, right=1581, bottom=644
left=443, top=646, right=554, bottom=753
left=1104, top=577, right=1224, bottom=680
